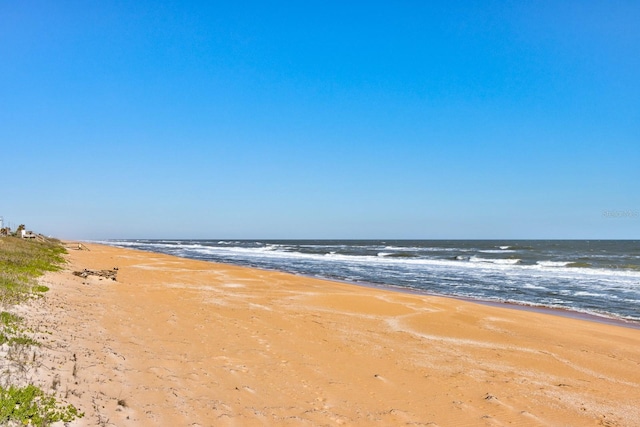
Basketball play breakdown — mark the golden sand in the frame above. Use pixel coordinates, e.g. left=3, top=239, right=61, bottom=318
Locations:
left=29, top=243, right=640, bottom=426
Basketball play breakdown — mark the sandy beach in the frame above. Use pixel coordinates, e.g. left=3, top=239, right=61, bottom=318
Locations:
left=26, top=243, right=640, bottom=426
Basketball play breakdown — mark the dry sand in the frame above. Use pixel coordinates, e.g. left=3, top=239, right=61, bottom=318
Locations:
left=24, top=243, right=640, bottom=426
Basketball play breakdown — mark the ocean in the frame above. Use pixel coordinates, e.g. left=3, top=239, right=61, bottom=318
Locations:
left=98, top=239, right=640, bottom=325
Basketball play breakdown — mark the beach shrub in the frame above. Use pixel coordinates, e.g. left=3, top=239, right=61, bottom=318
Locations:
left=0, top=385, right=84, bottom=426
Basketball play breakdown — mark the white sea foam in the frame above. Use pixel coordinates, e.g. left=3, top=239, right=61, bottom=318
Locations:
left=101, top=240, right=640, bottom=282
left=536, top=260, right=571, bottom=267
left=469, top=256, right=521, bottom=265
left=383, top=245, right=468, bottom=252
left=574, top=291, right=614, bottom=298
left=522, top=283, right=548, bottom=290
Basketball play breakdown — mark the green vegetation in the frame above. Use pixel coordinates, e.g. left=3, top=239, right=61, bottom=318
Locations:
left=32, top=285, right=50, bottom=293
left=0, top=237, right=66, bottom=304
left=0, top=235, right=84, bottom=425
left=0, top=311, right=21, bottom=326
left=0, top=385, right=84, bottom=426
left=0, top=311, right=38, bottom=346
left=0, top=237, right=63, bottom=346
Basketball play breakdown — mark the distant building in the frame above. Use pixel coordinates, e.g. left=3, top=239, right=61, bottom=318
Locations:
left=21, top=229, right=37, bottom=239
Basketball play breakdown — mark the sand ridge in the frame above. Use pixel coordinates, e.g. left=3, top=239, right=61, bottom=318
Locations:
left=25, top=243, right=640, bottom=426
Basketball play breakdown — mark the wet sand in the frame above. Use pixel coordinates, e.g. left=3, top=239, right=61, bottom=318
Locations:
left=29, top=243, right=640, bottom=426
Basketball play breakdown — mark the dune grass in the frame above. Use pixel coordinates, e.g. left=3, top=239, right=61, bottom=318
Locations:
left=0, top=237, right=66, bottom=304
left=0, top=236, right=84, bottom=425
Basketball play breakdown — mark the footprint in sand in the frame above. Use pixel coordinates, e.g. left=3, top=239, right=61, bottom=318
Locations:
left=166, top=313, right=178, bottom=325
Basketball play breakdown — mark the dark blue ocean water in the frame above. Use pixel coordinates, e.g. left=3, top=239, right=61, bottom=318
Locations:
left=98, top=240, right=640, bottom=324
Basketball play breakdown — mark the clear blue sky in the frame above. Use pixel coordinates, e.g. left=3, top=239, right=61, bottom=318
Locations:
left=1, top=1, right=639, bottom=239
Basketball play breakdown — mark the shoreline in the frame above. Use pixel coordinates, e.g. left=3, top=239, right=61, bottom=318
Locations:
left=95, top=241, right=640, bottom=330
left=340, top=278, right=640, bottom=330
left=30, top=241, right=640, bottom=426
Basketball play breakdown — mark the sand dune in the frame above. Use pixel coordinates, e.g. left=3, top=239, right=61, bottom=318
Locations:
left=27, top=243, right=640, bottom=426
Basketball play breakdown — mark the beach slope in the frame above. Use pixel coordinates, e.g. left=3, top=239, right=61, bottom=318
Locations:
left=31, top=243, right=640, bottom=426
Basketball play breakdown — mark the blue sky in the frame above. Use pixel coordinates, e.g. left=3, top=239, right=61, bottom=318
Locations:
left=1, top=1, right=639, bottom=239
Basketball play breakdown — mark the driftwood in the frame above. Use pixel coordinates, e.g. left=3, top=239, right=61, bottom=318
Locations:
left=73, top=268, right=118, bottom=281
left=66, top=243, right=91, bottom=251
